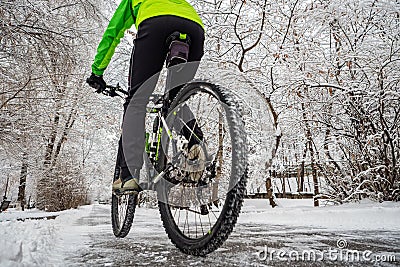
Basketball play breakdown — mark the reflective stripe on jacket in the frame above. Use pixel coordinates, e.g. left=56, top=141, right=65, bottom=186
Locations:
left=92, top=0, right=203, bottom=76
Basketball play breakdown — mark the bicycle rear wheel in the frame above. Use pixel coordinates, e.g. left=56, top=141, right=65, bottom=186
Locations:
left=111, top=164, right=138, bottom=237
left=157, top=81, right=247, bottom=256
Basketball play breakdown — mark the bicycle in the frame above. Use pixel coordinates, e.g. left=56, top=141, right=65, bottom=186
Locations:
left=101, top=32, right=248, bottom=256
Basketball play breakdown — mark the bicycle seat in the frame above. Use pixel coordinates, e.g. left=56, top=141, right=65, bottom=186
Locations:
left=165, top=32, right=191, bottom=68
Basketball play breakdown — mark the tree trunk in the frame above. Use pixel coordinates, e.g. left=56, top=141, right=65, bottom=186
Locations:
left=265, top=176, right=277, bottom=207
left=299, top=144, right=307, bottom=193
left=309, top=139, right=319, bottom=207
left=17, top=152, right=28, bottom=211
left=301, top=101, right=319, bottom=206
left=52, top=106, right=76, bottom=166
left=281, top=173, right=286, bottom=198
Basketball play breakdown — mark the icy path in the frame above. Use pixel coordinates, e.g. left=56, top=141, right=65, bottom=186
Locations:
left=1, top=200, right=400, bottom=266
left=67, top=200, right=400, bottom=266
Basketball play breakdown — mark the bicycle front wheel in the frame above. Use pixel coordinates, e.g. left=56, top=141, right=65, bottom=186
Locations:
left=111, top=164, right=138, bottom=238
left=157, top=81, right=247, bottom=256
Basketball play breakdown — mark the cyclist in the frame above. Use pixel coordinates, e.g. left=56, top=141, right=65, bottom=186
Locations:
left=86, top=0, right=204, bottom=193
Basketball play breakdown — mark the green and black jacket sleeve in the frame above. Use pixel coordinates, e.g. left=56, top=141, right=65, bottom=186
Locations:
left=92, top=0, right=135, bottom=76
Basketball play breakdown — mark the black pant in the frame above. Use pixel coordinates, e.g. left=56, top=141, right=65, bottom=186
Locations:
left=117, top=15, right=205, bottom=177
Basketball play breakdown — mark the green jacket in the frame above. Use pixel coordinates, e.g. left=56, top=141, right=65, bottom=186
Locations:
left=92, top=0, right=203, bottom=76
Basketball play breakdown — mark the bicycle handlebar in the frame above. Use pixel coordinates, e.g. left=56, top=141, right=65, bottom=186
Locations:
left=101, top=83, right=128, bottom=98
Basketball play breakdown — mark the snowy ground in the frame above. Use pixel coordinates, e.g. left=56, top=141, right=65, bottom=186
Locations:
left=0, top=199, right=399, bottom=266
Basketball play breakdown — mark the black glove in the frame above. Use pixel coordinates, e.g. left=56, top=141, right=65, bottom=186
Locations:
left=86, top=73, right=106, bottom=93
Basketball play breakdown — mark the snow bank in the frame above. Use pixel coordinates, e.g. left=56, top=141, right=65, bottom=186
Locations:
left=0, top=206, right=92, bottom=267
left=240, top=199, right=400, bottom=231
left=0, top=209, right=60, bottom=222
left=0, top=219, right=58, bottom=267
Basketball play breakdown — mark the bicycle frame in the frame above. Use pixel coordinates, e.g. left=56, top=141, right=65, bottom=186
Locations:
left=143, top=102, right=174, bottom=187
left=141, top=85, right=214, bottom=189
left=104, top=63, right=213, bottom=192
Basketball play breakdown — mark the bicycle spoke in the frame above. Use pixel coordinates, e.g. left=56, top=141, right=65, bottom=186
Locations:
left=163, top=89, right=234, bottom=241
left=177, top=206, right=181, bottom=229
left=210, top=209, right=219, bottom=221
left=198, top=210, right=204, bottom=236
left=195, top=206, right=198, bottom=237
left=208, top=213, right=212, bottom=233
left=184, top=209, right=188, bottom=236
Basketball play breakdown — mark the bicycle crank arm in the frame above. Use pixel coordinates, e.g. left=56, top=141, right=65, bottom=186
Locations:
left=152, top=165, right=174, bottom=184
left=152, top=171, right=165, bottom=184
